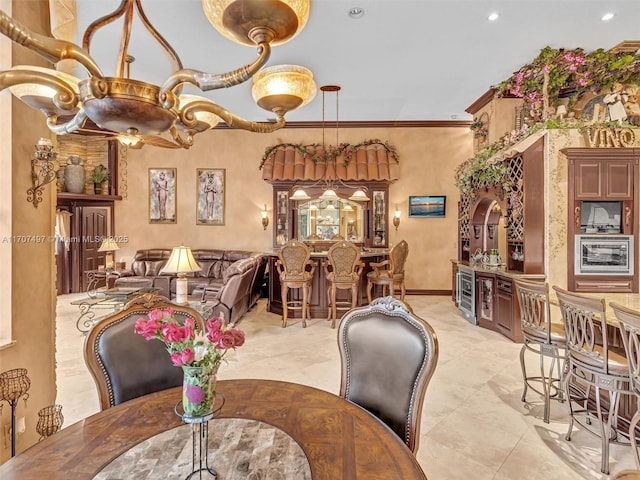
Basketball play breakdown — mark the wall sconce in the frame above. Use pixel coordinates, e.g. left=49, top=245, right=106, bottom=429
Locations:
left=27, top=138, right=58, bottom=208
left=261, top=204, right=269, bottom=230
left=393, top=205, right=401, bottom=230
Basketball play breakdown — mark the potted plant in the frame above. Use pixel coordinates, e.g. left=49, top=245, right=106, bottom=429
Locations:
left=89, top=164, right=109, bottom=194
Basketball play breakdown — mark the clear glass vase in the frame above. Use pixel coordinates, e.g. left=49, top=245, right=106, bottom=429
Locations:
left=182, top=364, right=219, bottom=418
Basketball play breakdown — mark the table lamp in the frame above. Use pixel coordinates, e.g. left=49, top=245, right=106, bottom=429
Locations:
left=161, top=246, right=201, bottom=305
left=98, top=238, right=120, bottom=271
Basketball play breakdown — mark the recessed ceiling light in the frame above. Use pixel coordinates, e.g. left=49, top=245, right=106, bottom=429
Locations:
left=601, top=12, right=614, bottom=21
left=348, top=7, right=364, bottom=19
left=487, top=12, right=500, bottom=21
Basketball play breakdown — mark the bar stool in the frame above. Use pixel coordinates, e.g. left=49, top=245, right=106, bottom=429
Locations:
left=553, top=286, right=632, bottom=475
left=514, top=279, right=566, bottom=423
left=366, top=240, right=408, bottom=303
left=612, top=302, right=640, bottom=470
left=323, top=241, right=364, bottom=328
left=275, top=240, right=316, bottom=328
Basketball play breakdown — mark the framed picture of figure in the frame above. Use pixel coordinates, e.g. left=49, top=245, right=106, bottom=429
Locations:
left=149, top=168, right=177, bottom=224
left=196, top=168, right=225, bottom=225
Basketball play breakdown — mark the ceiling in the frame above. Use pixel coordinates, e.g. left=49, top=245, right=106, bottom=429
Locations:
left=69, top=0, right=640, bottom=124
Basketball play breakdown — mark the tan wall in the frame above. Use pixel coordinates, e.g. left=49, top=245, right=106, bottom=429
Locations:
left=0, top=0, right=57, bottom=462
left=115, top=126, right=473, bottom=291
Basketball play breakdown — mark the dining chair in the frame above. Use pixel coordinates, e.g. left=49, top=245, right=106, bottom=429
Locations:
left=366, top=240, right=408, bottom=303
left=552, top=286, right=632, bottom=475
left=514, top=279, right=566, bottom=423
left=337, top=296, right=439, bottom=453
left=323, top=241, right=364, bottom=328
left=275, top=240, right=316, bottom=328
left=611, top=302, right=640, bottom=469
left=84, top=294, right=205, bottom=410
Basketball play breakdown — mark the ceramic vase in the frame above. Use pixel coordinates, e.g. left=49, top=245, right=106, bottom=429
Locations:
left=64, top=156, right=85, bottom=194
left=182, top=364, right=219, bottom=418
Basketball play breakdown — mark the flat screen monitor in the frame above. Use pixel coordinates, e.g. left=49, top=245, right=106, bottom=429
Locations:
left=408, top=196, right=446, bottom=218
left=580, top=201, right=622, bottom=233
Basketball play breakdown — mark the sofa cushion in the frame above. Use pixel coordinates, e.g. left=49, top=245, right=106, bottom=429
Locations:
left=223, top=257, right=255, bottom=283
left=132, top=262, right=146, bottom=276
left=195, top=261, right=216, bottom=278
left=145, top=260, right=166, bottom=276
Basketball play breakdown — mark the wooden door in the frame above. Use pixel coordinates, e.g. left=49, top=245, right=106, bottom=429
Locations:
left=80, top=207, right=110, bottom=290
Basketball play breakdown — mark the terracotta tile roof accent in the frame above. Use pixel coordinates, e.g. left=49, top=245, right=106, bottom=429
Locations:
left=261, top=144, right=399, bottom=182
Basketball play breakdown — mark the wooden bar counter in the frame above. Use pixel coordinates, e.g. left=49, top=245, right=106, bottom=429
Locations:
left=267, top=247, right=389, bottom=319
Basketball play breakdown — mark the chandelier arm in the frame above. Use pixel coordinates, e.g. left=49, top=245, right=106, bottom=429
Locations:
left=0, top=10, right=103, bottom=78
left=45, top=110, right=88, bottom=135
left=0, top=69, right=79, bottom=112
left=116, top=1, right=135, bottom=78
left=82, top=0, right=129, bottom=50
left=168, top=125, right=194, bottom=150
left=179, top=100, right=285, bottom=133
left=134, top=0, right=183, bottom=73
left=159, top=42, right=271, bottom=99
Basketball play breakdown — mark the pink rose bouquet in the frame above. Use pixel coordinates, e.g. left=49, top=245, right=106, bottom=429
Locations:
left=134, top=307, right=245, bottom=370
left=134, top=308, right=245, bottom=417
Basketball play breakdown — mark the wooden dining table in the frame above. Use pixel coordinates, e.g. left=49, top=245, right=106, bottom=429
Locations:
left=0, top=379, right=428, bottom=479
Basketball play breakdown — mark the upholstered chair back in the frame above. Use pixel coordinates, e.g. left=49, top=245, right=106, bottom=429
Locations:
left=389, top=240, right=409, bottom=275
left=276, top=240, right=312, bottom=279
left=84, top=295, right=205, bottom=410
left=338, top=296, right=438, bottom=453
left=327, top=241, right=361, bottom=281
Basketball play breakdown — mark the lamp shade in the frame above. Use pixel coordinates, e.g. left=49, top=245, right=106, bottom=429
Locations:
left=291, top=188, right=311, bottom=201
left=97, top=238, right=120, bottom=252
left=319, top=189, right=339, bottom=201
left=349, top=189, right=370, bottom=202
left=202, top=0, right=311, bottom=46
left=161, top=246, right=202, bottom=274
left=252, top=65, right=316, bottom=114
left=7, top=66, right=80, bottom=116
left=176, top=94, right=220, bottom=133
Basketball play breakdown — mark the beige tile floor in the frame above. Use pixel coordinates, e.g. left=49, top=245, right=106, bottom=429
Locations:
left=56, top=294, right=637, bottom=479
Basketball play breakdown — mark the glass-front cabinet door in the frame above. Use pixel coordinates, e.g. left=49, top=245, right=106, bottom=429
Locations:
left=275, top=191, right=289, bottom=246
left=271, top=183, right=389, bottom=248
left=296, top=199, right=364, bottom=242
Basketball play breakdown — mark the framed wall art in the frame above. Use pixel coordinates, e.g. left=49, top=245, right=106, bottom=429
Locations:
left=408, top=195, right=446, bottom=218
left=149, top=168, right=177, bottom=224
left=196, top=168, right=225, bottom=225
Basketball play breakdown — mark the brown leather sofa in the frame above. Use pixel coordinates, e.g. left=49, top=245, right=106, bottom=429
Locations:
left=109, top=249, right=266, bottom=324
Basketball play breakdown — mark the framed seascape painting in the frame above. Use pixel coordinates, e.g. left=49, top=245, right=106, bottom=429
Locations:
left=408, top=195, right=446, bottom=218
left=196, top=168, right=225, bottom=225
left=149, top=168, right=177, bottom=224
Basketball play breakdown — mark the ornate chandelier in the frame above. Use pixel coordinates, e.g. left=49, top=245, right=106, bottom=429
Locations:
left=0, top=0, right=317, bottom=149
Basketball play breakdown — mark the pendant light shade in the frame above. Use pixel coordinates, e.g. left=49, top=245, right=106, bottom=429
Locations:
left=348, top=189, right=370, bottom=202
left=320, top=189, right=339, bottom=201
left=291, top=188, right=311, bottom=201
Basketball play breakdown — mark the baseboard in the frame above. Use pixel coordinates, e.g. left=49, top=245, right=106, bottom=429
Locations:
left=406, top=289, right=452, bottom=296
